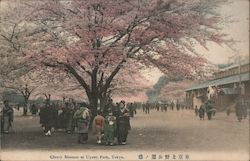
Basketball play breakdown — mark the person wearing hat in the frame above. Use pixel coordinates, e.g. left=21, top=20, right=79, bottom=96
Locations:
left=92, top=110, right=105, bottom=144
left=73, top=106, right=90, bottom=144
left=104, top=109, right=116, bottom=146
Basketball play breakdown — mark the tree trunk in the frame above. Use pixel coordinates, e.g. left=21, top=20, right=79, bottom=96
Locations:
left=23, top=99, right=28, bottom=116
left=88, top=68, right=99, bottom=129
left=23, top=96, right=29, bottom=116
left=88, top=93, right=98, bottom=130
left=23, top=105, right=28, bottom=116
left=99, top=94, right=107, bottom=110
left=99, top=90, right=110, bottom=111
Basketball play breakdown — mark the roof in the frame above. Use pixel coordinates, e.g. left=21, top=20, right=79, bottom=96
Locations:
left=186, top=72, right=250, bottom=91
left=218, top=62, right=249, bottom=72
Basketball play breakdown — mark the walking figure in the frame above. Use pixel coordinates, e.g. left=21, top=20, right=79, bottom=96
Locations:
left=142, top=103, right=146, bottom=113
left=198, top=105, right=205, bottom=120
left=145, top=103, right=150, bottom=114
left=204, top=100, right=215, bottom=120
left=195, top=106, right=199, bottom=116
left=235, top=98, right=245, bottom=122
left=171, top=102, right=174, bottom=110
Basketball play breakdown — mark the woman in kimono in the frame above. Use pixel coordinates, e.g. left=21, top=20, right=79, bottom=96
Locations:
left=73, top=106, right=90, bottom=144
left=104, top=109, right=116, bottom=146
left=117, top=105, right=131, bottom=145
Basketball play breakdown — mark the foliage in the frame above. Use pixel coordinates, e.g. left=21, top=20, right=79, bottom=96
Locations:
left=0, top=0, right=233, bottom=113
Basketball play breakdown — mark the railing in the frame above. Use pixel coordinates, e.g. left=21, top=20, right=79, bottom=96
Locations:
left=214, top=64, right=249, bottom=79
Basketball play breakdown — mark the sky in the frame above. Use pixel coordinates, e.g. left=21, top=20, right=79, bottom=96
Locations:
left=200, top=0, right=249, bottom=64
left=143, top=0, right=249, bottom=84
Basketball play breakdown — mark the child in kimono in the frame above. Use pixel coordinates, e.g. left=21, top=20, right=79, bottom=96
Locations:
left=104, top=109, right=116, bottom=146
left=92, top=110, right=105, bottom=144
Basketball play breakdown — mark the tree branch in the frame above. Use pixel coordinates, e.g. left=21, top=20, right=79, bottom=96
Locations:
left=101, top=59, right=126, bottom=93
left=76, top=61, right=92, bottom=76
left=63, top=63, right=91, bottom=97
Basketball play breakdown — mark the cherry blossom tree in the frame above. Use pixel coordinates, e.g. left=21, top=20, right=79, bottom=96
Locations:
left=1, top=0, right=233, bottom=117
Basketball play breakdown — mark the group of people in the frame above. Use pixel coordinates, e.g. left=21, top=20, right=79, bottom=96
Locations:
left=38, top=99, right=131, bottom=146
left=39, top=101, right=79, bottom=136
left=141, top=101, right=192, bottom=114
left=195, top=97, right=249, bottom=121
left=92, top=100, right=131, bottom=145
left=195, top=100, right=216, bottom=120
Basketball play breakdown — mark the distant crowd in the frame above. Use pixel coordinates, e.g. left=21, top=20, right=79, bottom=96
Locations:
left=1, top=97, right=249, bottom=145
left=141, top=100, right=192, bottom=114
left=194, top=97, right=249, bottom=121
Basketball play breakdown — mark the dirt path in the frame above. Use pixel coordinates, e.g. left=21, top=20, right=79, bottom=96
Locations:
left=1, top=109, right=249, bottom=152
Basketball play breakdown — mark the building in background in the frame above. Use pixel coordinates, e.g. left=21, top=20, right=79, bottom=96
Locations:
left=185, top=62, right=250, bottom=110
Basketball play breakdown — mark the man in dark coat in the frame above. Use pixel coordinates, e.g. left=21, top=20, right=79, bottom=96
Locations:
left=198, top=105, right=205, bottom=120
left=43, top=102, right=53, bottom=136
left=235, top=98, right=244, bottom=122
left=171, top=102, right=174, bottom=110
left=241, top=100, right=248, bottom=119
left=51, top=103, right=59, bottom=130
left=2, top=100, right=14, bottom=133
left=164, top=103, right=168, bottom=111
left=176, top=101, right=180, bottom=111
left=133, top=103, right=137, bottom=115
left=156, top=102, right=160, bottom=111
left=204, top=100, right=214, bottom=120
left=142, top=103, right=146, bottom=113
left=145, top=103, right=150, bottom=114
left=195, top=106, right=199, bottom=116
